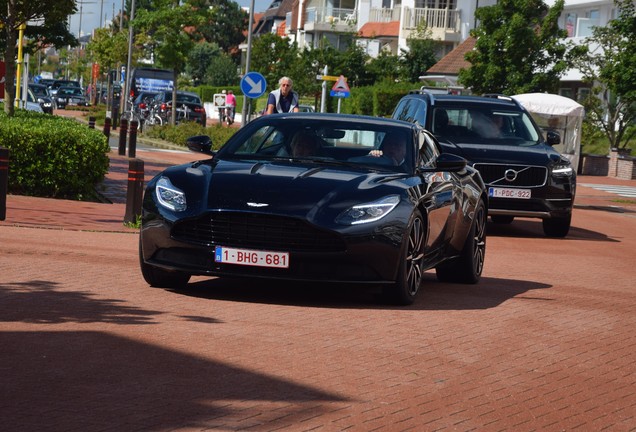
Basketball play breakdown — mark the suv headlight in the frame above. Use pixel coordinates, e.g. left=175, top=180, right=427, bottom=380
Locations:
left=336, top=195, right=400, bottom=225
left=552, top=162, right=574, bottom=176
left=155, top=177, right=187, bottom=211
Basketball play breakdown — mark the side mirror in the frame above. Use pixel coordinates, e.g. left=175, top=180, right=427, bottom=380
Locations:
left=546, top=131, right=561, bottom=146
left=186, top=135, right=214, bottom=155
left=433, top=153, right=467, bottom=172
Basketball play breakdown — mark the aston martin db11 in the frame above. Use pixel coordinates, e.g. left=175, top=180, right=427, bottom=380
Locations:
left=139, top=113, right=488, bottom=304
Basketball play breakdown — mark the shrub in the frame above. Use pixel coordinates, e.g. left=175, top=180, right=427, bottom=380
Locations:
left=0, top=107, right=110, bottom=200
left=143, top=121, right=237, bottom=150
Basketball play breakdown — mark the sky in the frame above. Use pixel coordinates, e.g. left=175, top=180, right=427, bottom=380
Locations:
left=70, top=0, right=272, bottom=38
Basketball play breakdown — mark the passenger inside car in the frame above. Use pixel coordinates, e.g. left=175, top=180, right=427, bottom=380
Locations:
left=290, top=131, right=322, bottom=157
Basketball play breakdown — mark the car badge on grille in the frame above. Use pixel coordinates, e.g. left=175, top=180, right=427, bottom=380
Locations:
left=247, top=202, right=269, bottom=207
left=504, top=169, right=518, bottom=182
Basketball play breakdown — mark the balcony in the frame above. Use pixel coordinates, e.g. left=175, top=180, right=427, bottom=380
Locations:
left=402, top=7, right=461, bottom=41
left=304, top=7, right=357, bottom=33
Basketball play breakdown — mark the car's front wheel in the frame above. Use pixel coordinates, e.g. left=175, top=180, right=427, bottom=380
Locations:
left=543, top=214, right=571, bottom=237
left=139, top=239, right=190, bottom=288
left=386, top=209, right=426, bottom=305
left=436, top=200, right=486, bottom=284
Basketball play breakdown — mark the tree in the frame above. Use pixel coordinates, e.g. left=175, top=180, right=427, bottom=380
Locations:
left=134, top=0, right=205, bottom=124
left=459, top=0, right=568, bottom=95
left=400, top=22, right=438, bottom=83
left=250, top=33, right=300, bottom=92
left=205, top=53, right=239, bottom=86
left=185, top=42, right=221, bottom=85
left=1, top=0, right=76, bottom=115
left=569, top=0, right=636, bottom=150
left=368, top=50, right=400, bottom=85
left=188, top=0, right=248, bottom=57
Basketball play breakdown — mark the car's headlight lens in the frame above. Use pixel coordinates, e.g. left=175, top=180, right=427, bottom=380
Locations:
left=336, top=195, right=400, bottom=225
left=155, top=177, right=187, bottom=212
left=552, top=162, right=574, bottom=176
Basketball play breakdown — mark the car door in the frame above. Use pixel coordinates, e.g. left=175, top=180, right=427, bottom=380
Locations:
left=417, top=130, right=456, bottom=254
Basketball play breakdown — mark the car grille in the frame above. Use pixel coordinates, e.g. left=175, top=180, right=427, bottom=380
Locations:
left=473, top=163, right=547, bottom=187
left=172, top=212, right=346, bottom=252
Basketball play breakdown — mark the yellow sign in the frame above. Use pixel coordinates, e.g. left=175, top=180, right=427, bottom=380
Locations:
left=316, top=75, right=347, bottom=81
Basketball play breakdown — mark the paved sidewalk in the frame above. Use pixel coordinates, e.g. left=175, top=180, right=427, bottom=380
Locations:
left=2, top=148, right=197, bottom=232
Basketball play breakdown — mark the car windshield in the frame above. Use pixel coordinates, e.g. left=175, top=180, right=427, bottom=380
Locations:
left=30, top=86, right=49, bottom=96
left=59, top=88, right=83, bottom=96
left=221, top=117, right=413, bottom=173
left=432, top=106, right=541, bottom=145
left=175, top=93, right=201, bottom=104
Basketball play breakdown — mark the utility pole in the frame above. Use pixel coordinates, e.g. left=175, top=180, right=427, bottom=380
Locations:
left=241, top=0, right=256, bottom=127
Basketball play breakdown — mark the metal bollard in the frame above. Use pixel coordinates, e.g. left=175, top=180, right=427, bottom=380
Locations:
left=124, top=158, right=145, bottom=224
left=88, top=116, right=96, bottom=129
left=118, top=118, right=128, bottom=156
left=128, top=120, right=138, bottom=159
left=0, top=147, right=8, bottom=221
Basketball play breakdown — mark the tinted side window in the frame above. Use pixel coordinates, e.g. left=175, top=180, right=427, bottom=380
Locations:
left=393, top=98, right=418, bottom=123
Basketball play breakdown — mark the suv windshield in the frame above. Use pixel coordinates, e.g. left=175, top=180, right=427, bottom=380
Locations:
left=432, top=106, right=540, bottom=145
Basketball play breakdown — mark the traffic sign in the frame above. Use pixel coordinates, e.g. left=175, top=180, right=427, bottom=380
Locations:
left=330, top=75, right=350, bottom=98
left=316, top=75, right=346, bottom=81
left=240, top=72, right=267, bottom=98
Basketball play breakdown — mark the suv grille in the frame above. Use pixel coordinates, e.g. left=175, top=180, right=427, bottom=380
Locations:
left=172, top=212, right=346, bottom=252
left=473, top=163, right=547, bottom=187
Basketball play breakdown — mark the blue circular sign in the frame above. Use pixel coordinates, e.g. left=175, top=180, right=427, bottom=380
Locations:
left=240, top=72, right=267, bottom=98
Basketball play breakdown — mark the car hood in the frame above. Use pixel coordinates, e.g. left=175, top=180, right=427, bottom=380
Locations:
left=439, top=142, right=562, bottom=165
left=163, top=158, right=408, bottom=219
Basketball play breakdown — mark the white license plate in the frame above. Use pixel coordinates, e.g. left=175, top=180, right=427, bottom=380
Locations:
left=489, top=187, right=531, bottom=199
left=215, top=246, right=289, bottom=269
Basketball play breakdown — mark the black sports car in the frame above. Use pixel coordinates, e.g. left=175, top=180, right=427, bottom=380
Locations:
left=139, top=114, right=488, bottom=304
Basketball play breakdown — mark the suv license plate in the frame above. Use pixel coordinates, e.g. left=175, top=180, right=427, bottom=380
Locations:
left=215, top=246, right=289, bottom=269
left=489, top=187, right=531, bottom=199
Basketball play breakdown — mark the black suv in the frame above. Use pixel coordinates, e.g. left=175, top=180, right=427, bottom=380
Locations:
left=392, top=90, right=576, bottom=237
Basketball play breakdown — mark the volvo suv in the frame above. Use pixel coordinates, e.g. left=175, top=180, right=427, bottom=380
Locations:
left=392, top=90, right=576, bottom=237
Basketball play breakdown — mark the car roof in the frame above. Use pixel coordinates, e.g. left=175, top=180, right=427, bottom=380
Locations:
left=404, top=90, right=523, bottom=109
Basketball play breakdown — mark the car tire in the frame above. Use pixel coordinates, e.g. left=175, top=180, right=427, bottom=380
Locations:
left=139, top=239, right=190, bottom=288
left=542, top=214, right=571, bottom=238
left=491, top=215, right=514, bottom=224
left=385, top=209, right=426, bottom=305
left=436, top=199, right=486, bottom=284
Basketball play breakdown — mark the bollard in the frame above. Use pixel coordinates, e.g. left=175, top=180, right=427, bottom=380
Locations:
left=0, top=147, right=8, bottom=221
left=88, top=116, right=96, bottom=129
left=128, top=120, right=138, bottom=159
left=124, top=158, right=145, bottom=224
left=103, top=117, right=111, bottom=139
left=118, top=118, right=128, bottom=156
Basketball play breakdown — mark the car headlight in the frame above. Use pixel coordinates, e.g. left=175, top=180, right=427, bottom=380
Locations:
left=155, top=176, right=187, bottom=212
left=552, top=162, right=574, bottom=176
left=336, top=195, right=400, bottom=225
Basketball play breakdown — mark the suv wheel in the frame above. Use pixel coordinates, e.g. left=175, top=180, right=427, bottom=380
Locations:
left=542, top=214, right=571, bottom=238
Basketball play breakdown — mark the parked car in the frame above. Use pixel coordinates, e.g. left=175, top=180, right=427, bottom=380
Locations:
left=28, top=83, right=54, bottom=114
left=392, top=90, right=576, bottom=237
left=139, top=113, right=488, bottom=305
left=298, top=104, right=316, bottom=113
left=150, top=90, right=206, bottom=126
left=49, top=79, right=81, bottom=97
left=55, top=86, right=89, bottom=109
left=1, top=97, right=43, bottom=113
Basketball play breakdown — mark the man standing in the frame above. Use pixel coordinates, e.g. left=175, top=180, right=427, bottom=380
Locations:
left=265, top=77, right=299, bottom=115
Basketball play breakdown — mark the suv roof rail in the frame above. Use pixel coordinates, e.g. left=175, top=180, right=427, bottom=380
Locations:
left=482, top=93, right=524, bottom=109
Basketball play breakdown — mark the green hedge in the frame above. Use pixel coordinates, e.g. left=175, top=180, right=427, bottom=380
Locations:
left=0, top=107, right=110, bottom=200
left=144, top=121, right=237, bottom=151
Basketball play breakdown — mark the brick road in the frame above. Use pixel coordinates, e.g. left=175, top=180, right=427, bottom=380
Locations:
left=1, top=145, right=635, bottom=431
